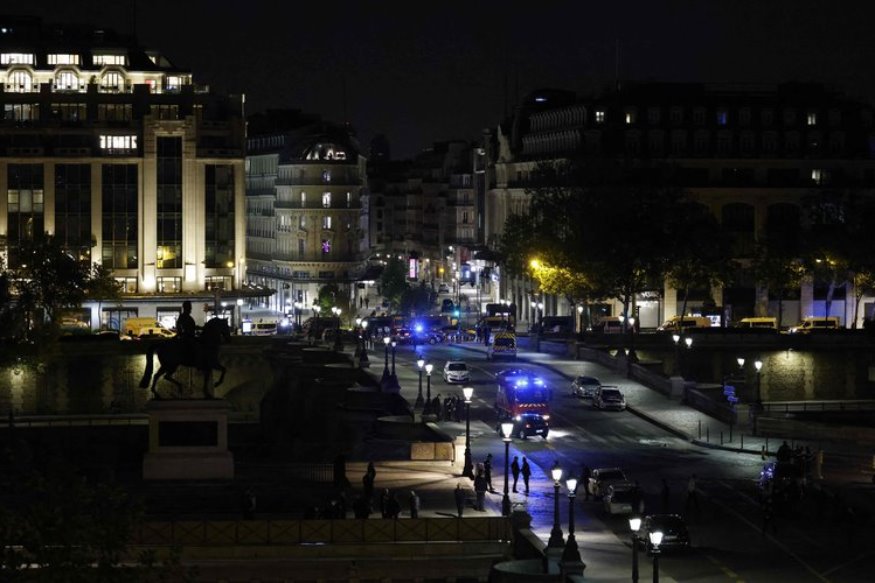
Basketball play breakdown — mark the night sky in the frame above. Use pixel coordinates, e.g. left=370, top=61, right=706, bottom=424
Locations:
left=19, top=0, right=875, bottom=158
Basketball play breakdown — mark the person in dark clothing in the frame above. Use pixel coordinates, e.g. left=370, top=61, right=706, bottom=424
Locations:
left=521, top=457, right=532, bottom=494
left=484, top=454, right=494, bottom=492
left=363, top=463, right=376, bottom=507
left=776, top=441, right=792, bottom=463
left=474, top=472, right=488, bottom=511
left=581, top=466, right=592, bottom=501
left=176, top=300, right=199, bottom=364
left=380, top=489, right=391, bottom=518
left=408, top=490, right=420, bottom=518
left=454, top=482, right=466, bottom=517
left=386, top=492, right=401, bottom=519
left=511, top=456, right=521, bottom=493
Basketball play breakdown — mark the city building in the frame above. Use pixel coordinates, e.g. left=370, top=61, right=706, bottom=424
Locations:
left=0, top=16, right=248, bottom=331
left=487, top=83, right=875, bottom=329
left=244, top=110, right=367, bottom=318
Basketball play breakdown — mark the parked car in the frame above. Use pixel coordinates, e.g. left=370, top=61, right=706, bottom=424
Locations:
left=571, top=375, right=601, bottom=399
left=593, top=386, right=626, bottom=410
left=603, top=483, right=639, bottom=515
left=438, top=283, right=451, bottom=294
left=136, top=327, right=176, bottom=339
left=498, top=412, right=549, bottom=440
left=788, top=316, right=841, bottom=334
left=634, top=514, right=691, bottom=553
left=588, top=467, right=628, bottom=499
left=443, top=361, right=470, bottom=384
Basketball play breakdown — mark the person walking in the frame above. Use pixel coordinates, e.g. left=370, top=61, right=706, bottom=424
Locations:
left=511, top=456, right=521, bottom=493
left=408, top=490, right=420, bottom=518
left=380, top=488, right=391, bottom=518
left=365, top=297, right=370, bottom=310
left=484, top=453, right=494, bottom=492
left=363, top=462, right=376, bottom=508
left=581, top=465, right=592, bottom=501
left=521, top=457, right=532, bottom=495
left=474, top=470, right=488, bottom=511
left=454, top=482, right=467, bottom=517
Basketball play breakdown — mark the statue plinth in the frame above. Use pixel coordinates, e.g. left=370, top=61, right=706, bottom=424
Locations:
left=142, top=399, right=234, bottom=480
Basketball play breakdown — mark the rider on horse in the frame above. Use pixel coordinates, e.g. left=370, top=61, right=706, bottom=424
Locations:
left=176, top=300, right=200, bottom=365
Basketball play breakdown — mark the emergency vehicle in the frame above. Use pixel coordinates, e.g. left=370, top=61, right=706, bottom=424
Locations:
left=494, top=370, right=550, bottom=439
left=487, top=330, right=517, bottom=360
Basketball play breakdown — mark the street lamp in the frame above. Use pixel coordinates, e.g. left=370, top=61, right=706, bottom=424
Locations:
left=331, top=307, right=343, bottom=351
left=649, top=531, right=664, bottom=583
left=359, top=320, right=369, bottom=367
left=381, top=336, right=391, bottom=388
left=535, top=301, right=545, bottom=352
left=672, top=334, right=681, bottom=376
left=354, top=318, right=363, bottom=357
left=416, top=356, right=425, bottom=409
left=561, top=477, right=582, bottom=563
left=424, top=362, right=434, bottom=414
left=628, top=316, right=637, bottom=360
left=500, top=422, right=513, bottom=516
left=629, top=517, right=642, bottom=583
left=737, top=357, right=745, bottom=368
left=462, top=386, right=474, bottom=478
left=683, top=336, right=693, bottom=378
left=386, top=340, right=400, bottom=390
left=547, top=463, right=564, bottom=549
left=754, top=359, right=763, bottom=406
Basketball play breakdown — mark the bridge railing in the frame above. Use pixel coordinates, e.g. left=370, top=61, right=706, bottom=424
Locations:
left=762, top=400, right=875, bottom=414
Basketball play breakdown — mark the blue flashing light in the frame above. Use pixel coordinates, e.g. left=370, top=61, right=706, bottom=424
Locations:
left=454, top=310, right=460, bottom=317
left=415, top=323, right=423, bottom=333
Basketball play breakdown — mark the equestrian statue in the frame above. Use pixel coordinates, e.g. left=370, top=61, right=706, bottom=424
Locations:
left=139, top=301, right=231, bottom=399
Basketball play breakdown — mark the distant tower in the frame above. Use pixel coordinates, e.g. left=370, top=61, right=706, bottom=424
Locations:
left=369, top=134, right=390, bottom=162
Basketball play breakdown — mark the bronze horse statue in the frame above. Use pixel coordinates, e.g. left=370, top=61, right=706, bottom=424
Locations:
left=138, top=317, right=231, bottom=399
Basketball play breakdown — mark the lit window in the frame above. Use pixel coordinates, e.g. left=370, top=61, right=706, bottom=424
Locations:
left=807, top=112, right=817, bottom=126
left=164, top=75, right=183, bottom=92
left=322, top=170, right=331, bottom=182
left=716, top=110, right=728, bottom=125
left=322, top=192, right=331, bottom=208
left=299, top=215, right=306, bottom=229
left=323, top=216, right=332, bottom=230
left=93, top=54, right=127, bottom=66
left=99, top=134, right=138, bottom=154
left=1, top=53, right=34, bottom=65
left=300, top=191, right=306, bottom=206
left=811, top=169, right=823, bottom=185
left=346, top=191, right=351, bottom=207
left=48, top=54, right=80, bottom=65
left=100, top=71, right=125, bottom=92
left=6, top=70, right=32, bottom=92
left=595, top=111, right=605, bottom=123
left=625, top=112, right=634, bottom=124
left=54, top=70, right=80, bottom=91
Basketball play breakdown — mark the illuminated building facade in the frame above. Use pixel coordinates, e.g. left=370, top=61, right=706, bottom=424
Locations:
left=0, top=17, right=246, bottom=330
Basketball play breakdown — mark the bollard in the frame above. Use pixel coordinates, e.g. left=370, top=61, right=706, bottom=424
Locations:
left=706, top=427, right=710, bottom=443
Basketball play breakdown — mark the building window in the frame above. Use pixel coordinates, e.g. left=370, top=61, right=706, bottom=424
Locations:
left=54, top=70, right=80, bottom=91
left=299, top=214, right=306, bottom=229
left=346, top=191, right=352, bottom=207
left=693, top=108, right=706, bottom=126
left=761, top=108, right=774, bottom=126
left=99, top=135, right=138, bottom=155
left=93, top=54, right=127, bottom=66
left=807, top=112, right=817, bottom=126
left=205, top=165, right=235, bottom=269
left=669, top=107, right=683, bottom=125
left=3, top=103, right=39, bottom=122
left=6, top=69, right=32, bottom=92
left=716, top=110, right=728, bottom=126
left=6, top=164, right=45, bottom=264
left=300, top=191, right=306, bottom=207
left=323, top=216, right=332, bottom=230
left=163, top=75, right=184, bottom=92
left=828, top=109, right=842, bottom=127
left=811, top=169, right=825, bottom=185
left=625, top=110, right=635, bottom=125
left=595, top=110, right=605, bottom=123
left=647, top=107, right=660, bottom=124
left=783, top=109, right=797, bottom=126
left=322, top=192, right=331, bottom=208
left=1, top=53, right=34, bottom=65
left=98, top=104, right=132, bottom=121
left=156, top=137, right=183, bottom=269
left=101, top=164, right=138, bottom=269
left=48, top=53, right=80, bottom=66
left=100, top=71, right=125, bottom=93
left=55, top=164, right=92, bottom=253
left=298, top=238, right=305, bottom=257
left=322, top=170, right=331, bottom=182
left=739, top=108, right=751, bottom=126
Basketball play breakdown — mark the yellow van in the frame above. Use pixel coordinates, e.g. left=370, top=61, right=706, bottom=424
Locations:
left=657, top=316, right=712, bottom=332
left=789, top=316, right=840, bottom=334
left=738, top=317, right=778, bottom=330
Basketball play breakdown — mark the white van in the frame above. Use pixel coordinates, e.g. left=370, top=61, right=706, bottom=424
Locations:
left=789, top=316, right=840, bottom=334
left=738, top=317, right=778, bottom=330
left=597, top=316, right=626, bottom=334
left=657, top=316, right=712, bottom=332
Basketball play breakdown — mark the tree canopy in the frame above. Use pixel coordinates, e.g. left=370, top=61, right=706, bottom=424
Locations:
left=379, top=258, right=409, bottom=311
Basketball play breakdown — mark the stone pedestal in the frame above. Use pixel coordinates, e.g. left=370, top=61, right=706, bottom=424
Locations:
left=142, top=399, right=234, bottom=480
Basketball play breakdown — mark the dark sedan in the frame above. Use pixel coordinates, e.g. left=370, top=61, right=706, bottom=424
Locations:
left=634, top=514, right=691, bottom=553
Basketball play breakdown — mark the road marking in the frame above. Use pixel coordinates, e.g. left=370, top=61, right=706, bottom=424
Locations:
left=704, top=554, right=744, bottom=582
left=706, top=487, right=832, bottom=583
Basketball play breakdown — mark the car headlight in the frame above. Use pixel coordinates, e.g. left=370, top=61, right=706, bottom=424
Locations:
left=541, top=415, right=550, bottom=420
left=514, top=415, right=521, bottom=421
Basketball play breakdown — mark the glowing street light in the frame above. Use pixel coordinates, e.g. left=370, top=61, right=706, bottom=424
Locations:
left=547, top=463, right=564, bottom=549
left=629, top=517, right=642, bottom=582
left=500, top=422, right=514, bottom=516
left=462, top=386, right=475, bottom=478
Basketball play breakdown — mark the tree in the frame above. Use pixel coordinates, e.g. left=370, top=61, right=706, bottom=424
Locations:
left=751, top=245, right=805, bottom=329
left=664, top=202, right=736, bottom=322
left=8, top=234, right=91, bottom=337
left=85, top=264, right=123, bottom=330
left=316, top=283, right=342, bottom=312
left=379, top=258, right=409, bottom=311
left=800, top=191, right=854, bottom=320
left=399, top=282, right=435, bottom=316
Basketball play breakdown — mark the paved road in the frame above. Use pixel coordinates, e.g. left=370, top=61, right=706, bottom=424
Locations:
left=377, top=340, right=874, bottom=582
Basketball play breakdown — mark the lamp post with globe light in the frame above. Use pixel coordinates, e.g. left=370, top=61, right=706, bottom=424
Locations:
left=561, top=477, right=583, bottom=565
left=547, top=463, right=565, bottom=549
left=415, top=356, right=426, bottom=409
left=649, top=531, right=664, bottom=583
left=423, top=362, right=434, bottom=414
left=672, top=334, right=681, bottom=375
left=359, top=320, right=369, bottom=366
left=754, top=359, right=763, bottom=406
left=500, top=422, right=513, bottom=516
left=381, top=336, right=391, bottom=388
left=462, top=386, right=474, bottom=478
left=683, top=336, right=693, bottom=377
left=629, top=517, right=641, bottom=583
